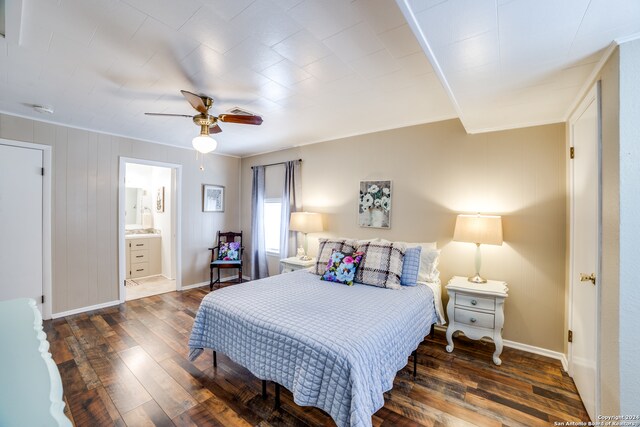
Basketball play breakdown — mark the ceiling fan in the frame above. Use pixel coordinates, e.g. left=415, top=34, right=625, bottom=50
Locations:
left=145, top=90, right=263, bottom=153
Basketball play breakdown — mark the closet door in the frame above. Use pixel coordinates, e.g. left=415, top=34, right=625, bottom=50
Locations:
left=569, top=84, right=600, bottom=421
left=0, top=143, right=44, bottom=311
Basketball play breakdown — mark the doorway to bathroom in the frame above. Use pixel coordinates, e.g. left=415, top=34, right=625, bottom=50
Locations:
left=118, top=158, right=182, bottom=301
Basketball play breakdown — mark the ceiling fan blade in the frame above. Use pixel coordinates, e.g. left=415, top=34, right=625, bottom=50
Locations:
left=218, top=114, right=263, bottom=125
left=210, top=124, right=223, bottom=134
left=181, top=90, right=208, bottom=114
left=145, top=112, right=193, bottom=117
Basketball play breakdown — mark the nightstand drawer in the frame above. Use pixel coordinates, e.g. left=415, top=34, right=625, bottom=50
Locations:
left=454, top=308, right=495, bottom=329
left=455, top=294, right=495, bottom=311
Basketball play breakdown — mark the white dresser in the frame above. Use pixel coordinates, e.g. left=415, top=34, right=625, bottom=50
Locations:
left=0, top=298, right=72, bottom=427
left=445, top=276, right=509, bottom=365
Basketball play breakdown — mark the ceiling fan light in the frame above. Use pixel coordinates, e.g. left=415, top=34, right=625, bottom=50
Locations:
left=192, top=134, right=217, bottom=153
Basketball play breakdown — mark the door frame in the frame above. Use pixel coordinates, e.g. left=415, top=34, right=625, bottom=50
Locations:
left=567, top=82, right=601, bottom=416
left=118, top=157, right=183, bottom=302
left=0, top=138, right=52, bottom=319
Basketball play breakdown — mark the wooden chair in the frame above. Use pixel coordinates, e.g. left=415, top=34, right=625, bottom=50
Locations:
left=209, top=231, right=244, bottom=290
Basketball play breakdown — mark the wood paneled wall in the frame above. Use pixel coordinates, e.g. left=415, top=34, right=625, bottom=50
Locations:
left=0, top=113, right=240, bottom=314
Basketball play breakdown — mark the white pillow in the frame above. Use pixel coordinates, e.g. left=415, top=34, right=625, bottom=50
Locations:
left=417, top=248, right=441, bottom=282
left=380, top=240, right=440, bottom=282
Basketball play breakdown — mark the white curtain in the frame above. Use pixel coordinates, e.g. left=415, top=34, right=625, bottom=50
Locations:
left=279, top=160, right=302, bottom=263
left=251, top=166, right=269, bottom=279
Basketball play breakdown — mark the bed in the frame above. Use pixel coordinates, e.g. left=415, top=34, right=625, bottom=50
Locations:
left=188, top=268, right=444, bottom=427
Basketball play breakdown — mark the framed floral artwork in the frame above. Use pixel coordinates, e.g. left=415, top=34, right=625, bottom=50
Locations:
left=203, top=184, right=224, bottom=212
left=359, top=180, right=392, bottom=228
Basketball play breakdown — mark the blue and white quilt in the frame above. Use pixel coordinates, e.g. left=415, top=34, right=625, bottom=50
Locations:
left=188, top=269, right=438, bottom=427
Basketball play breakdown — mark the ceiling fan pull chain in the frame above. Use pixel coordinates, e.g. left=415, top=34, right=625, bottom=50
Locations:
left=198, top=152, right=205, bottom=171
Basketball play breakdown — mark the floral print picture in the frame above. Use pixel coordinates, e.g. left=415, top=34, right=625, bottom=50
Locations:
left=359, top=180, right=392, bottom=228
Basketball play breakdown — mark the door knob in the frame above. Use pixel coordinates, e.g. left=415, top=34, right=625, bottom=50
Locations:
left=580, top=273, right=596, bottom=285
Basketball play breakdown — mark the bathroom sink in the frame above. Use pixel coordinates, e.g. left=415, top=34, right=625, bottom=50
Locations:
left=125, top=233, right=161, bottom=239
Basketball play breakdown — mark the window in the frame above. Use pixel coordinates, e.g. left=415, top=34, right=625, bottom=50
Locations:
left=264, top=199, right=282, bottom=255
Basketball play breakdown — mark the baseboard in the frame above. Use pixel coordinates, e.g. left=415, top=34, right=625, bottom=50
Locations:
left=52, top=300, right=121, bottom=319
left=52, top=275, right=253, bottom=318
left=180, top=275, right=252, bottom=291
left=502, top=339, right=567, bottom=370
left=560, top=354, right=569, bottom=372
left=433, top=325, right=568, bottom=371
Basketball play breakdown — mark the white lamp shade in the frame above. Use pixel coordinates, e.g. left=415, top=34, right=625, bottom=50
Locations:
left=192, top=135, right=217, bottom=153
left=453, top=214, right=503, bottom=245
left=289, top=212, right=323, bottom=234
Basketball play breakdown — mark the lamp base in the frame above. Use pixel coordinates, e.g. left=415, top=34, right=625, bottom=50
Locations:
left=467, top=274, right=487, bottom=284
left=299, top=255, right=312, bottom=261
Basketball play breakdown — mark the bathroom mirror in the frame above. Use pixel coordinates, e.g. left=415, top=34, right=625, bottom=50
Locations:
left=125, top=187, right=144, bottom=226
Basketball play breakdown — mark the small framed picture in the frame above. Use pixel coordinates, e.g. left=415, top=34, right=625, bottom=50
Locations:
left=203, top=184, right=224, bottom=212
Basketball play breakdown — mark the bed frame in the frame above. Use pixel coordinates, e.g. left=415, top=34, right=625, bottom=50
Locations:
left=212, top=323, right=436, bottom=410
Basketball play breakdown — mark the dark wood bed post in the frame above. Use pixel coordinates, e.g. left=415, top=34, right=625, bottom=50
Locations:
left=213, top=350, right=217, bottom=368
left=430, top=323, right=435, bottom=338
left=274, top=383, right=281, bottom=409
left=262, top=380, right=267, bottom=399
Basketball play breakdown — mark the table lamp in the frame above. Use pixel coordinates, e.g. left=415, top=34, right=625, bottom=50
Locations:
left=453, top=214, right=503, bottom=283
left=289, top=212, right=323, bottom=260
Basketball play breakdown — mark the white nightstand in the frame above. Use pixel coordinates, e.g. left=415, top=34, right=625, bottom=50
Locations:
left=280, top=256, right=316, bottom=273
left=445, top=276, right=509, bottom=365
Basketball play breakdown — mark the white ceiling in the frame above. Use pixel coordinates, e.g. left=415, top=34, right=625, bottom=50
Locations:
left=0, top=0, right=455, bottom=156
left=0, top=1, right=638, bottom=156
left=399, top=0, right=640, bottom=133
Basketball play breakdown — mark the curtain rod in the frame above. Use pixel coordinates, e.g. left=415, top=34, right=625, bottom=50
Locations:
left=251, top=159, right=302, bottom=169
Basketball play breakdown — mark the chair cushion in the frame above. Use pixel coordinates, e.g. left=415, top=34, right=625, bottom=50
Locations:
left=211, top=260, right=242, bottom=265
left=218, top=241, right=241, bottom=261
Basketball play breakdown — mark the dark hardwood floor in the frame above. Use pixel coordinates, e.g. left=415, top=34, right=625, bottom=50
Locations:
left=45, top=285, right=589, bottom=426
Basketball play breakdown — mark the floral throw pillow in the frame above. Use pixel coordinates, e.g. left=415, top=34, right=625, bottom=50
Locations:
left=218, top=241, right=240, bottom=261
left=321, top=250, right=364, bottom=286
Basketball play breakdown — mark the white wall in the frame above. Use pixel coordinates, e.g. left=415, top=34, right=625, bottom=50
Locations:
left=617, top=38, right=640, bottom=415
left=150, top=166, right=173, bottom=279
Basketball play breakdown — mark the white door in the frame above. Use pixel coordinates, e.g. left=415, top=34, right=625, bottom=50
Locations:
left=570, top=85, right=600, bottom=420
left=0, top=143, right=44, bottom=311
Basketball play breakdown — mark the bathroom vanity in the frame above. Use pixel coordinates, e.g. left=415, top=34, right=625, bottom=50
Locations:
left=125, top=234, right=161, bottom=278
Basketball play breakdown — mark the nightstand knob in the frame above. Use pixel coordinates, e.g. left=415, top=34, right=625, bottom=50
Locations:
left=470, top=317, right=477, bottom=323
left=471, top=299, right=478, bottom=306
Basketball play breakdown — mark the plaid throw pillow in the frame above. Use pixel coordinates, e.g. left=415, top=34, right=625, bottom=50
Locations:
left=354, top=241, right=407, bottom=289
left=314, top=238, right=359, bottom=275
left=218, top=241, right=240, bottom=261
